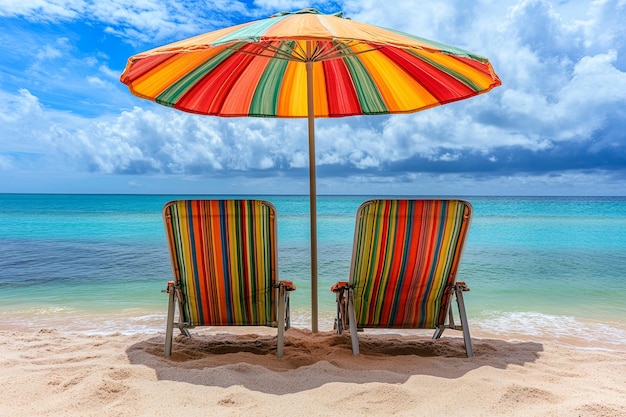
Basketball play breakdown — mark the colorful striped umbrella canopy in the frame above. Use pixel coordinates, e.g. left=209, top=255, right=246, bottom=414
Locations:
left=120, top=8, right=501, bottom=332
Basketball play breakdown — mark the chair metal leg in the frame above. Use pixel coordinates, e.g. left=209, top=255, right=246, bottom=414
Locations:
left=347, top=288, right=360, bottom=355
left=285, top=292, right=291, bottom=330
left=277, top=285, right=286, bottom=358
left=455, top=284, right=474, bottom=358
left=433, top=287, right=455, bottom=340
left=164, top=282, right=176, bottom=357
left=334, top=291, right=343, bottom=334
left=433, top=325, right=445, bottom=339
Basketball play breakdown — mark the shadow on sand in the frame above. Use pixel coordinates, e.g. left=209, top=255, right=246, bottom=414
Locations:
left=126, top=328, right=543, bottom=395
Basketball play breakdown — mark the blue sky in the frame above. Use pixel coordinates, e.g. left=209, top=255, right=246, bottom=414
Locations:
left=1, top=0, right=625, bottom=195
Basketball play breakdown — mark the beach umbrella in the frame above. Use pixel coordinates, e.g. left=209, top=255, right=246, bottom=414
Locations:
left=119, top=8, right=501, bottom=333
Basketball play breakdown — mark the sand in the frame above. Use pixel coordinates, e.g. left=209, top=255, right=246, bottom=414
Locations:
left=1, top=327, right=624, bottom=417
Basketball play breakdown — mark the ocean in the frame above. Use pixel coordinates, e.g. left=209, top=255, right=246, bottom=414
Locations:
left=1, top=194, right=625, bottom=347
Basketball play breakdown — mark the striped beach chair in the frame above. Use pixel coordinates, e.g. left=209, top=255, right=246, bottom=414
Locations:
left=331, top=199, right=474, bottom=357
left=162, top=200, right=295, bottom=358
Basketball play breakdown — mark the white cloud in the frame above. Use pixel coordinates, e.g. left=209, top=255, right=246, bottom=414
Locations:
left=0, top=0, right=253, bottom=43
left=35, top=43, right=66, bottom=61
left=252, top=0, right=313, bottom=14
left=0, top=0, right=85, bottom=21
left=342, top=0, right=457, bottom=40
left=86, top=76, right=108, bottom=87
left=1, top=0, right=625, bottom=194
left=580, top=0, right=626, bottom=51
left=0, top=89, right=43, bottom=124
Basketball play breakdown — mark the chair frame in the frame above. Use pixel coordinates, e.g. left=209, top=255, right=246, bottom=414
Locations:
left=162, top=200, right=294, bottom=358
left=332, top=199, right=474, bottom=357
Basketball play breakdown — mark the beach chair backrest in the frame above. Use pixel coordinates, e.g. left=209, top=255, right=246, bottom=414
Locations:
left=349, top=199, right=472, bottom=329
left=163, top=200, right=278, bottom=327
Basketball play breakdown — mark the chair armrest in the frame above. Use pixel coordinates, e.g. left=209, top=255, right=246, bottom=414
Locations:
left=161, top=281, right=175, bottom=294
left=279, top=280, right=296, bottom=291
left=331, top=281, right=349, bottom=293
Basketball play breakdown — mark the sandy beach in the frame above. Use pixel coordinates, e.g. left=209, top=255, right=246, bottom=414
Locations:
left=1, top=326, right=624, bottom=417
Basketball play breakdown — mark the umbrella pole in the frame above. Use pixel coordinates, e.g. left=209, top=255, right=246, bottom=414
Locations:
left=306, top=54, right=318, bottom=333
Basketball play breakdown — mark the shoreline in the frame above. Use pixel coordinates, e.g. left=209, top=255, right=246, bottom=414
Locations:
left=2, top=305, right=626, bottom=351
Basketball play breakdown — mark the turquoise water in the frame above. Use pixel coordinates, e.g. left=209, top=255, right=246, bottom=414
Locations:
left=1, top=194, right=625, bottom=345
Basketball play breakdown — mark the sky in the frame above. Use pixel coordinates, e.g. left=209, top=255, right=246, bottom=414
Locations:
left=1, top=0, right=625, bottom=196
